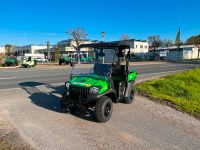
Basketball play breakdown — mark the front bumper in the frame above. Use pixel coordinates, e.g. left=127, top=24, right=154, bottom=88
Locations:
left=62, top=87, right=98, bottom=105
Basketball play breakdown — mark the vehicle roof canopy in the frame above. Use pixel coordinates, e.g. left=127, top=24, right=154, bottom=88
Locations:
left=79, top=42, right=130, bottom=50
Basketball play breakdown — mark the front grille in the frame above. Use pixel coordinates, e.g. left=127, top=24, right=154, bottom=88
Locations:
left=69, top=85, right=90, bottom=99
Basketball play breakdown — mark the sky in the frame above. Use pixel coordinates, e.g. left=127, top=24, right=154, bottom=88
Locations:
left=0, top=0, right=200, bottom=46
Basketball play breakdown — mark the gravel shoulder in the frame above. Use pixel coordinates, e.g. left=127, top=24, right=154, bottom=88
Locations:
left=0, top=111, right=31, bottom=149
left=0, top=84, right=200, bottom=150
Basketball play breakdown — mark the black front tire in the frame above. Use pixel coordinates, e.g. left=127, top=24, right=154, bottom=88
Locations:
left=95, top=96, right=113, bottom=123
left=124, top=87, right=135, bottom=104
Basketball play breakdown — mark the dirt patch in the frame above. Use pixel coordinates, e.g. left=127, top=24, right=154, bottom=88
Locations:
left=0, top=113, right=31, bottom=150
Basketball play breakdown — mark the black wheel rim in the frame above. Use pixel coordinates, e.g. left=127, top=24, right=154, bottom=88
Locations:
left=130, top=90, right=134, bottom=99
left=104, top=103, right=111, bottom=117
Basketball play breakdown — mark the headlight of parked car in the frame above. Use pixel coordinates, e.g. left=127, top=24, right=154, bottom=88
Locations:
left=90, top=87, right=101, bottom=94
left=65, top=82, right=70, bottom=89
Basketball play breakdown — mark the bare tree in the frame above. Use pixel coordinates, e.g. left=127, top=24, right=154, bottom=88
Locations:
left=5, top=44, right=13, bottom=57
left=54, top=47, right=61, bottom=62
left=161, top=39, right=175, bottom=47
left=67, top=28, right=88, bottom=64
left=148, top=36, right=162, bottom=61
left=120, top=33, right=130, bottom=41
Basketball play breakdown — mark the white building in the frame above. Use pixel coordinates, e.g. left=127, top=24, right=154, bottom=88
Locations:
left=102, top=39, right=148, bottom=63
left=14, top=45, right=48, bottom=56
left=149, top=45, right=199, bottom=61
left=128, top=39, right=149, bottom=54
left=57, top=39, right=93, bottom=53
left=0, top=46, right=5, bottom=54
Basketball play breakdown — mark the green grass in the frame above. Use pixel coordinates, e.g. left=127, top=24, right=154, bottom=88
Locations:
left=136, top=68, right=200, bottom=119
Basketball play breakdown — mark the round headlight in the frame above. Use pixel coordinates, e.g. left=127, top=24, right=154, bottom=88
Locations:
left=65, top=82, right=70, bottom=89
left=90, top=87, right=99, bottom=93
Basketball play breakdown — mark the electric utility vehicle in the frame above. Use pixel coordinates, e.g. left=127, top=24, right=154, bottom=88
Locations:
left=61, top=42, right=137, bottom=123
left=21, top=56, right=37, bottom=68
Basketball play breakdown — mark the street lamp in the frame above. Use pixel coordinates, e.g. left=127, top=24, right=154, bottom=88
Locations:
left=101, top=31, right=106, bottom=42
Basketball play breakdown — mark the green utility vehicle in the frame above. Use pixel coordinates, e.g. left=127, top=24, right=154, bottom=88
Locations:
left=21, top=56, right=37, bottom=68
left=81, top=56, right=93, bottom=63
left=59, top=54, right=75, bottom=66
left=61, top=42, right=137, bottom=123
left=4, top=57, right=18, bottom=66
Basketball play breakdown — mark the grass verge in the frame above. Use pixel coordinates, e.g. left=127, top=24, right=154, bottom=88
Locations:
left=136, top=68, right=200, bottom=119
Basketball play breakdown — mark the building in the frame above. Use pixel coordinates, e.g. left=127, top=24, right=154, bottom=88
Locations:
left=57, top=39, right=93, bottom=55
left=13, top=45, right=48, bottom=56
left=100, top=39, right=148, bottom=63
left=128, top=39, right=149, bottom=55
left=149, top=45, right=199, bottom=61
left=34, top=40, right=95, bottom=61
left=0, top=46, right=5, bottom=54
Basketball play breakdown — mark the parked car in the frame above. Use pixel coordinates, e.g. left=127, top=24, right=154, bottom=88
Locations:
left=21, top=57, right=37, bottom=68
left=35, top=58, right=49, bottom=62
left=4, top=57, right=18, bottom=66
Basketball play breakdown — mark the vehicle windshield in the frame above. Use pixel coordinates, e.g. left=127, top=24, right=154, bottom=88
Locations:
left=69, top=47, right=129, bottom=77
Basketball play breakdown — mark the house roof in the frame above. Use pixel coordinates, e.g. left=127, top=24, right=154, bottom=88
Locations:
left=149, top=45, right=196, bottom=51
left=79, top=41, right=130, bottom=49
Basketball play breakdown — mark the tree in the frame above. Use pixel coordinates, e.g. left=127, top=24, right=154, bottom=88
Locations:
left=5, top=44, right=13, bottom=57
left=120, top=33, right=130, bottom=41
left=148, top=35, right=162, bottom=61
left=161, top=39, right=175, bottom=47
left=54, top=47, right=61, bottom=62
left=175, top=28, right=182, bottom=60
left=186, top=34, right=200, bottom=45
left=186, top=34, right=200, bottom=59
left=66, top=28, right=88, bottom=64
left=0, top=53, right=4, bottom=66
left=175, top=28, right=181, bottom=47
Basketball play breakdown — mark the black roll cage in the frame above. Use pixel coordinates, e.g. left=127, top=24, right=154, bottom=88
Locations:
left=79, top=42, right=131, bottom=74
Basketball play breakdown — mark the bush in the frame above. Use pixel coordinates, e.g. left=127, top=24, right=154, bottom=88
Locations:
left=0, top=53, right=5, bottom=66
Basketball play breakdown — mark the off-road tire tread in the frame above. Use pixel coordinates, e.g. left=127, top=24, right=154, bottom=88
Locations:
left=124, top=87, right=135, bottom=104
left=95, top=96, right=112, bottom=123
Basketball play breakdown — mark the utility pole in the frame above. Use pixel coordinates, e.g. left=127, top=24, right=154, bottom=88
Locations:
left=47, top=41, right=50, bottom=62
left=101, top=32, right=106, bottom=64
left=101, top=31, right=106, bottom=42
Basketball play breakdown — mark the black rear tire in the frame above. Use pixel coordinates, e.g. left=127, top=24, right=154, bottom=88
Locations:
left=124, top=87, right=135, bottom=104
left=95, top=96, right=113, bottom=123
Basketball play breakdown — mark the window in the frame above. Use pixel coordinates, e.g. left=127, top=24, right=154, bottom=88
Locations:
left=145, top=46, right=148, bottom=49
left=136, top=45, right=137, bottom=48
left=140, top=45, right=143, bottom=48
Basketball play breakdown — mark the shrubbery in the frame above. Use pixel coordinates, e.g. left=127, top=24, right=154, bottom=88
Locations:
left=0, top=53, right=5, bottom=66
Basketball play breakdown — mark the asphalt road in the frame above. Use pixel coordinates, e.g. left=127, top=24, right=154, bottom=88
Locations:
left=0, top=63, right=199, bottom=90
left=0, top=63, right=200, bottom=150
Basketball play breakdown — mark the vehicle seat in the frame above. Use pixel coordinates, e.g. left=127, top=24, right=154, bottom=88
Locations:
left=112, top=65, right=126, bottom=77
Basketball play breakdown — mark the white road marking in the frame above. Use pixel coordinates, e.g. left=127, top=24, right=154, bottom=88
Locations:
left=0, top=77, right=17, bottom=80
left=0, top=87, right=21, bottom=92
left=0, top=69, right=191, bottom=92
